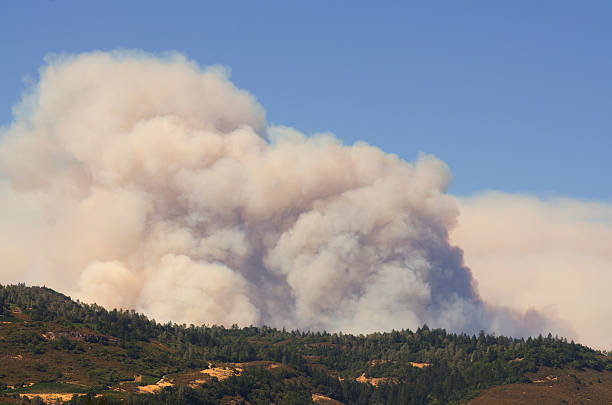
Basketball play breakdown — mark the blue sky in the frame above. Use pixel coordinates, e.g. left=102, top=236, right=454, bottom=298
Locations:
left=1, top=1, right=611, bottom=198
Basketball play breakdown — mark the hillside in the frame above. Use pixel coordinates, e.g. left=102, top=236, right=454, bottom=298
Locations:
left=1, top=284, right=610, bottom=404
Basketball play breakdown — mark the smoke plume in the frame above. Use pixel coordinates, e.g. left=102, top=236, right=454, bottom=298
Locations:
left=0, top=51, right=563, bottom=338
left=452, top=192, right=612, bottom=349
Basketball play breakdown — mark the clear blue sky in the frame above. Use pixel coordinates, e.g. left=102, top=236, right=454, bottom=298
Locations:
left=1, top=1, right=611, bottom=199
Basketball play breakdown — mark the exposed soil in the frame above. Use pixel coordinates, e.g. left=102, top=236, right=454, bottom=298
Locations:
left=19, top=393, right=87, bottom=404
left=312, top=393, right=345, bottom=404
left=356, top=373, right=396, bottom=387
left=409, top=361, right=430, bottom=368
left=136, top=376, right=174, bottom=394
left=200, top=366, right=242, bottom=381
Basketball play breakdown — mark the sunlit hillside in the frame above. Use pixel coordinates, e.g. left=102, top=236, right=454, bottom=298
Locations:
left=1, top=284, right=611, bottom=404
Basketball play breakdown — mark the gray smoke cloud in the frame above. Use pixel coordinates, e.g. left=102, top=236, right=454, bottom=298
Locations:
left=0, top=51, right=567, bottom=338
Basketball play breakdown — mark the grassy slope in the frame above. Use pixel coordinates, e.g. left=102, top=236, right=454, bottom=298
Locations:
left=0, top=312, right=182, bottom=389
left=468, top=366, right=612, bottom=405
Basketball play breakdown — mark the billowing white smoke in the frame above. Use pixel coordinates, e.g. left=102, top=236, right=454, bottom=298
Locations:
left=453, top=192, right=612, bottom=349
left=0, top=51, right=561, bottom=337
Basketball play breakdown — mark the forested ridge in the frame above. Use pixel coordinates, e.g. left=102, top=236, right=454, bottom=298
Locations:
left=1, top=284, right=611, bottom=405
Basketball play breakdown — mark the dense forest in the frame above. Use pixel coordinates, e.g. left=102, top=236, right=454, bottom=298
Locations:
left=1, top=284, right=611, bottom=405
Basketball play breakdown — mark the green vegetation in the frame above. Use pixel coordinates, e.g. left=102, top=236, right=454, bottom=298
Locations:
left=1, top=284, right=611, bottom=404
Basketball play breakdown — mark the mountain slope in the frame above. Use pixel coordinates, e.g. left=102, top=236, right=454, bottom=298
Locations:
left=1, top=284, right=611, bottom=404
left=467, top=366, right=612, bottom=405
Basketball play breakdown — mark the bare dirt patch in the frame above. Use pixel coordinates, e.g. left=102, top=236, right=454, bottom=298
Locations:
left=20, top=393, right=87, bottom=403
left=188, top=379, right=207, bottom=388
left=136, top=376, right=174, bottom=394
left=355, top=360, right=428, bottom=386
left=356, top=373, right=396, bottom=387
left=312, top=393, right=345, bottom=404
left=41, top=332, right=56, bottom=341
left=200, top=365, right=242, bottom=381
left=532, top=375, right=559, bottom=383
left=409, top=361, right=430, bottom=368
